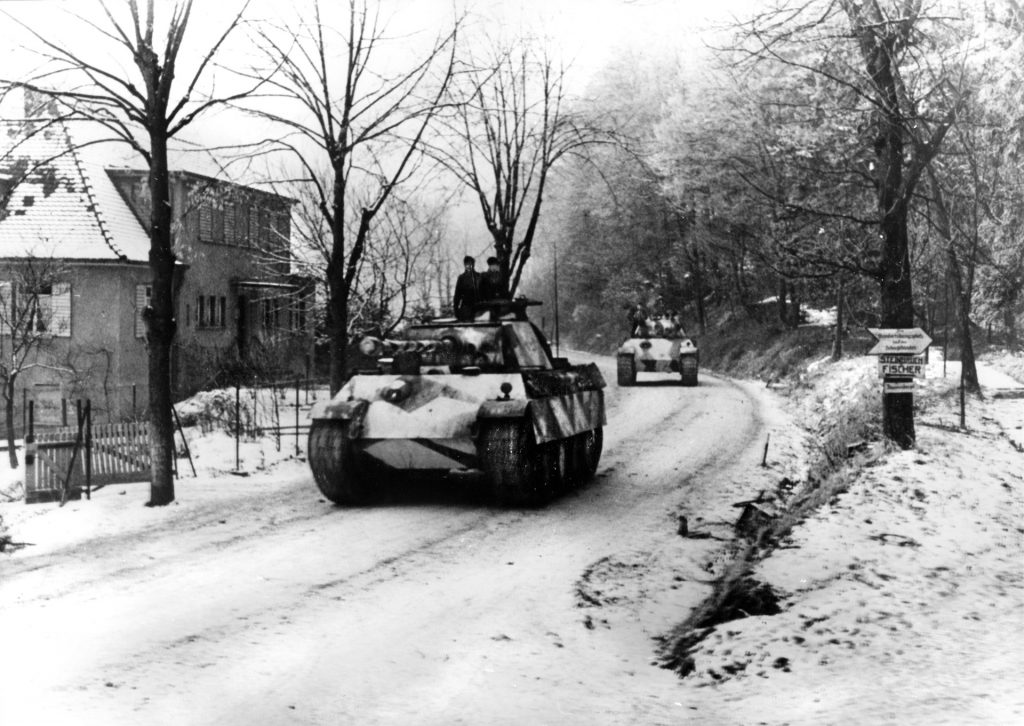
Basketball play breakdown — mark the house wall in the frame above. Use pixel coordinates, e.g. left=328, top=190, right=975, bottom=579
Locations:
left=3, top=261, right=151, bottom=427
left=109, top=171, right=313, bottom=396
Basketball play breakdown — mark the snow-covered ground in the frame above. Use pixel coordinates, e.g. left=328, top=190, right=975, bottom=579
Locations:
left=1, top=351, right=1022, bottom=725
left=681, top=350, right=1024, bottom=725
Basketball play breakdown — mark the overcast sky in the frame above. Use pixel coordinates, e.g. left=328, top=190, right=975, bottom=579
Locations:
left=0, top=0, right=758, bottom=98
left=0, top=0, right=760, bottom=262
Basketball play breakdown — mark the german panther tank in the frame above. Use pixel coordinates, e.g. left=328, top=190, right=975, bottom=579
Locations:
left=617, top=315, right=699, bottom=386
left=308, top=300, right=606, bottom=506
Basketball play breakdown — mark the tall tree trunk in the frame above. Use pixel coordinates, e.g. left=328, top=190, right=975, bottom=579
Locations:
left=777, top=278, right=789, bottom=324
left=146, top=127, right=178, bottom=506
left=1005, top=289, right=1018, bottom=348
left=947, top=245, right=980, bottom=394
left=878, top=207, right=916, bottom=449
left=690, top=249, right=707, bottom=335
left=5, top=379, right=17, bottom=469
left=789, top=282, right=802, bottom=329
left=327, top=283, right=349, bottom=395
left=832, top=278, right=844, bottom=362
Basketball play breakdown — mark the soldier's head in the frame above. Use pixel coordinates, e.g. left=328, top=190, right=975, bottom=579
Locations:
left=486, top=256, right=499, bottom=272
left=463, top=255, right=475, bottom=272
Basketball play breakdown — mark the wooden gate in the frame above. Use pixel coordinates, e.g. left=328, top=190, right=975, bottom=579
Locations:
left=25, top=419, right=152, bottom=504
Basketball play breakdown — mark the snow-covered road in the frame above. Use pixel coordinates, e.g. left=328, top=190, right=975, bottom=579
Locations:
left=0, top=356, right=801, bottom=725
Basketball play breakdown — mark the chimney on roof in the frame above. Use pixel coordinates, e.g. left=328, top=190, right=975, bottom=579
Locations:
left=24, top=88, right=59, bottom=118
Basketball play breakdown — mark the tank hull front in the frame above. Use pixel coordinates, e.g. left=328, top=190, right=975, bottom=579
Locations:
left=307, top=362, right=602, bottom=503
left=311, top=371, right=605, bottom=475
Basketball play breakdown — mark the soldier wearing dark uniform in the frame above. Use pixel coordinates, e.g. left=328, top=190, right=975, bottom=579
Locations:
left=479, top=256, right=508, bottom=301
left=453, top=255, right=481, bottom=321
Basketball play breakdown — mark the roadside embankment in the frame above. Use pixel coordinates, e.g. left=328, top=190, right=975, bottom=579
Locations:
left=660, top=348, right=1024, bottom=725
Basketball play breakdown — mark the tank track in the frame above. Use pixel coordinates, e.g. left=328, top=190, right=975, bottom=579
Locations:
left=308, top=420, right=375, bottom=505
left=480, top=419, right=604, bottom=506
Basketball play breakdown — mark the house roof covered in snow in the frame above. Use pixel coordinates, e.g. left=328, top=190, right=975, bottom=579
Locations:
left=0, top=119, right=150, bottom=264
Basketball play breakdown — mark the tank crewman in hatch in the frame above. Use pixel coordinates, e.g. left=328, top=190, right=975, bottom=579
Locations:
left=480, top=256, right=509, bottom=301
left=626, top=302, right=648, bottom=336
left=453, top=255, right=481, bottom=321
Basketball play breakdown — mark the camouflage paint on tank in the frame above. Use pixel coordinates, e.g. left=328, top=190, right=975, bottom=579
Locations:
left=312, top=372, right=528, bottom=438
left=310, top=310, right=606, bottom=476
left=530, top=390, right=606, bottom=444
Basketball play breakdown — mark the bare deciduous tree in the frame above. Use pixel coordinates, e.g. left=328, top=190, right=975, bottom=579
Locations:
left=4, top=0, right=256, bottom=504
left=437, top=40, right=607, bottom=294
left=238, top=0, right=460, bottom=394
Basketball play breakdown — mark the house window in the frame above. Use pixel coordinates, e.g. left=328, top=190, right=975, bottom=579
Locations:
left=274, top=212, right=290, bottom=246
left=258, top=208, right=270, bottom=246
left=237, top=203, right=249, bottom=245
left=29, top=283, right=71, bottom=337
left=135, top=284, right=152, bottom=338
left=212, top=205, right=224, bottom=242
left=197, top=294, right=227, bottom=328
left=248, top=206, right=258, bottom=248
left=224, top=203, right=236, bottom=245
left=262, top=297, right=279, bottom=331
left=0, top=282, right=70, bottom=337
left=199, top=202, right=212, bottom=241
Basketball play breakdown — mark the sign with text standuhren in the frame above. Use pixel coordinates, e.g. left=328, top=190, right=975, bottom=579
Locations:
left=867, top=328, right=932, bottom=356
left=877, top=353, right=927, bottom=379
left=883, top=378, right=916, bottom=394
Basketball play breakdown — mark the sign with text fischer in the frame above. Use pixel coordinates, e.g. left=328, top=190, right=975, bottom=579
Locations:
left=867, top=328, right=932, bottom=356
left=877, top=353, right=927, bottom=379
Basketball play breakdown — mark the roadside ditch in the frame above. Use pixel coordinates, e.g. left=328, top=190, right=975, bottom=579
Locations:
left=656, top=355, right=884, bottom=677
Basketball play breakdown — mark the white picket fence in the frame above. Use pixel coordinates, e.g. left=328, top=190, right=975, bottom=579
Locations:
left=25, top=421, right=151, bottom=504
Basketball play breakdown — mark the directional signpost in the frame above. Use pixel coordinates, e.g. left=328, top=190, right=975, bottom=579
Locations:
left=868, top=328, right=933, bottom=395
left=867, top=328, right=932, bottom=356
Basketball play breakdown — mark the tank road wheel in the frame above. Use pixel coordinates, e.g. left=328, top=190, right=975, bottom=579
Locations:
left=540, top=438, right=570, bottom=494
left=617, top=354, right=637, bottom=386
left=578, top=426, right=603, bottom=481
left=680, top=355, right=699, bottom=387
left=307, top=420, right=373, bottom=505
left=480, top=418, right=552, bottom=507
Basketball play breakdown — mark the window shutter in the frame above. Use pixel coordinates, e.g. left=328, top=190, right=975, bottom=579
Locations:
left=199, top=202, right=212, bottom=241
left=50, top=283, right=71, bottom=337
left=259, top=209, right=270, bottom=245
left=212, top=204, right=224, bottom=242
left=225, top=204, right=236, bottom=245
left=0, top=282, right=11, bottom=325
left=135, top=284, right=151, bottom=338
left=276, top=212, right=290, bottom=244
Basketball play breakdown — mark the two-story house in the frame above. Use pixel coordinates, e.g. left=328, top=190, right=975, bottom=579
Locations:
left=0, top=118, right=313, bottom=424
